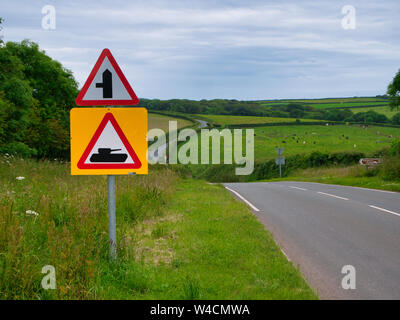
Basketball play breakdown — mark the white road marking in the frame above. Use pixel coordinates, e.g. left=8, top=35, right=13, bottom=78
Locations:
left=317, top=192, right=349, bottom=201
left=368, top=205, right=400, bottom=217
left=281, top=249, right=291, bottom=261
left=224, top=186, right=260, bottom=212
left=289, top=186, right=307, bottom=191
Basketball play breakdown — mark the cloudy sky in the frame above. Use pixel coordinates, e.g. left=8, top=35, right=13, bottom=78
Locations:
left=1, top=0, right=399, bottom=100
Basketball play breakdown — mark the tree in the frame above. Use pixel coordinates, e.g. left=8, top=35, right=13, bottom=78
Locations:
left=393, top=112, right=400, bottom=125
left=387, top=69, right=400, bottom=110
left=0, top=40, right=79, bottom=158
left=0, top=17, right=3, bottom=46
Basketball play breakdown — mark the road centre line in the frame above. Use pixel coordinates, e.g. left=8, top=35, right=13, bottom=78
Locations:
left=289, top=186, right=307, bottom=191
left=369, top=205, right=400, bottom=218
left=317, top=192, right=349, bottom=201
left=224, top=186, right=260, bottom=212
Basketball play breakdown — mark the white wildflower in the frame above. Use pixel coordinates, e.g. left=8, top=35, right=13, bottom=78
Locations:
left=26, top=210, right=39, bottom=216
left=16, top=176, right=25, bottom=180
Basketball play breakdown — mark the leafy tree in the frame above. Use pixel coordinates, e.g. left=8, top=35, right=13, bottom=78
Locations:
left=0, top=40, right=78, bottom=158
left=393, top=112, right=400, bottom=125
left=387, top=69, right=400, bottom=110
left=0, top=17, right=3, bottom=46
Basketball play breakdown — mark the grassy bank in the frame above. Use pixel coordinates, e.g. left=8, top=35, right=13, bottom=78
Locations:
left=0, top=157, right=316, bottom=299
left=267, top=164, right=400, bottom=192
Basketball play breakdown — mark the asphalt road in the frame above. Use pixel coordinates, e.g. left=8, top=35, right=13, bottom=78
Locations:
left=223, top=181, right=400, bottom=300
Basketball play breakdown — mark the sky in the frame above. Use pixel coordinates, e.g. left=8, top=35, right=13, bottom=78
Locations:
left=1, top=0, right=399, bottom=100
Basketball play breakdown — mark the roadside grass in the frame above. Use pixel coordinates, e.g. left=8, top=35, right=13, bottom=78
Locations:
left=149, top=113, right=193, bottom=131
left=0, top=157, right=317, bottom=299
left=119, top=179, right=317, bottom=299
left=266, top=164, right=400, bottom=192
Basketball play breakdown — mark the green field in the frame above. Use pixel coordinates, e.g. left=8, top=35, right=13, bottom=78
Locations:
left=350, top=106, right=398, bottom=119
left=251, top=125, right=399, bottom=161
left=195, top=114, right=319, bottom=126
left=259, top=97, right=388, bottom=105
left=194, top=124, right=400, bottom=163
left=149, top=113, right=193, bottom=131
left=309, top=102, right=388, bottom=109
left=0, top=158, right=316, bottom=299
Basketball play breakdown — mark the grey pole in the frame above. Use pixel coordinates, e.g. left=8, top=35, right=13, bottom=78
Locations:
left=108, top=175, right=116, bottom=260
left=279, top=163, right=282, bottom=178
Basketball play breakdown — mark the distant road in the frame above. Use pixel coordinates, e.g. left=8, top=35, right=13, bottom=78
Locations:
left=224, top=181, right=400, bottom=300
left=150, top=118, right=208, bottom=162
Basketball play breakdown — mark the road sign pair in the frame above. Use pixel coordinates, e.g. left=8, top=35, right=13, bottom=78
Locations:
left=71, top=49, right=148, bottom=175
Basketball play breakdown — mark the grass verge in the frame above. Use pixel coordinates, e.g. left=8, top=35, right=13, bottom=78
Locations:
left=0, top=157, right=317, bottom=299
left=266, top=165, right=400, bottom=192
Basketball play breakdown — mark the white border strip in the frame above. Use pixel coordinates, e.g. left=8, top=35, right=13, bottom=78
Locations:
left=289, top=186, right=307, bottom=191
left=317, top=192, right=349, bottom=201
left=369, top=205, right=400, bottom=217
left=225, top=186, right=260, bottom=212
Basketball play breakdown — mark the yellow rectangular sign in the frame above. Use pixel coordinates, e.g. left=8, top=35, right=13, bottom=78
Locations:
left=70, top=107, right=148, bottom=175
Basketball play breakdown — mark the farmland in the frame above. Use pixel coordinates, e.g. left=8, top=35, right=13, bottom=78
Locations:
left=350, top=106, right=398, bottom=119
left=148, top=113, right=193, bottom=131
left=195, top=114, right=320, bottom=126
left=193, top=124, right=400, bottom=162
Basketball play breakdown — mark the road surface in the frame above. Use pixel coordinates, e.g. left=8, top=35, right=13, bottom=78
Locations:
left=224, top=181, right=400, bottom=300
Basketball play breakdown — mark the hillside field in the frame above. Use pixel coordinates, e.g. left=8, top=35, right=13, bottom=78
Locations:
left=148, top=113, right=193, bottom=131
left=194, top=124, right=400, bottom=162
left=195, top=114, right=320, bottom=126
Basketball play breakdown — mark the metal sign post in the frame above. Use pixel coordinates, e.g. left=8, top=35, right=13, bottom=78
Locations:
left=72, top=49, right=148, bottom=260
left=275, top=147, right=285, bottom=178
left=108, top=175, right=117, bottom=260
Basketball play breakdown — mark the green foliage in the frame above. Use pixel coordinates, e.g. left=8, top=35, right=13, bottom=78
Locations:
left=393, top=112, right=400, bottom=125
left=387, top=69, right=400, bottom=111
left=0, top=40, right=78, bottom=159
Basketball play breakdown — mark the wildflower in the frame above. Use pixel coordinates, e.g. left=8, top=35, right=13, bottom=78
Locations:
left=26, top=210, right=39, bottom=216
left=16, top=176, right=25, bottom=180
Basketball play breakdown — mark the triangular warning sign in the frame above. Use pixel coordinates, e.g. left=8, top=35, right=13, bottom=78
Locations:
left=75, top=48, right=139, bottom=106
left=77, top=113, right=142, bottom=169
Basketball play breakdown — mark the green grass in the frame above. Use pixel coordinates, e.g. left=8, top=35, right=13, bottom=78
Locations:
left=350, top=106, right=398, bottom=119
left=0, top=157, right=316, bottom=299
left=194, top=114, right=319, bottom=126
left=250, top=124, right=399, bottom=161
left=149, top=113, right=193, bottom=131
left=310, top=102, right=388, bottom=109
left=266, top=164, right=400, bottom=192
left=259, top=97, right=388, bottom=106
left=195, top=124, right=399, bottom=163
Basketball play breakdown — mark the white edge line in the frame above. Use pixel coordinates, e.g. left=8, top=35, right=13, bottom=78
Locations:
left=289, top=186, right=307, bottom=191
left=369, top=205, right=400, bottom=217
left=281, top=249, right=291, bottom=262
left=317, top=191, right=349, bottom=201
left=225, top=186, right=260, bottom=212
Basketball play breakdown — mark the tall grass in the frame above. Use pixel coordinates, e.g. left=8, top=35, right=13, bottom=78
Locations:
left=0, top=155, right=176, bottom=299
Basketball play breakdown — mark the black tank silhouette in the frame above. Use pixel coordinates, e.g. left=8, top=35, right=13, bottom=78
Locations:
left=90, top=148, right=127, bottom=163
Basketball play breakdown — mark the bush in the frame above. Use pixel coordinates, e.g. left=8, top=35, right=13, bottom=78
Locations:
left=0, top=142, right=37, bottom=157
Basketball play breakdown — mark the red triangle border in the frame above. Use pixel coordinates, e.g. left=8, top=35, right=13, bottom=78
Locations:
left=77, top=113, right=142, bottom=169
left=75, top=48, right=139, bottom=106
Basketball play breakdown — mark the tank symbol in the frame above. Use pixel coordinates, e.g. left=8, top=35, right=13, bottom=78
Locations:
left=90, top=148, right=128, bottom=163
